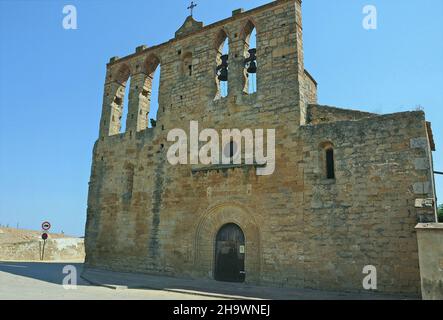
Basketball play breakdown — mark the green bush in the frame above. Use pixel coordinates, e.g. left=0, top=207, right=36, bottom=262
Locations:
left=438, top=204, right=443, bottom=223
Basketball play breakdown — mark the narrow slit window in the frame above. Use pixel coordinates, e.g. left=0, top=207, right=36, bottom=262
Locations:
left=326, top=148, right=335, bottom=179
left=182, top=52, right=193, bottom=77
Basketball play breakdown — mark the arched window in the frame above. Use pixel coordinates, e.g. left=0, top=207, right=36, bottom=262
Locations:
left=112, top=64, right=130, bottom=135
left=241, top=20, right=258, bottom=94
left=215, top=30, right=229, bottom=99
left=325, top=147, right=335, bottom=179
left=320, top=142, right=335, bottom=180
left=121, top=77, right=131, bottom=133
left=143, top=54, right=161, bottom=128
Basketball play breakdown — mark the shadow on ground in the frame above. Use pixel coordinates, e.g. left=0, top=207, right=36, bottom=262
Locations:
left=81, top=267, right=417, bottom=300
left=0, top=261, right=87, bottom=286
left=0, top=262, right=418, bottom=300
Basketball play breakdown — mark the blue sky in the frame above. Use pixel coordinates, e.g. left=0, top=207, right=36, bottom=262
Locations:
left=0, top=0, right=442, bottom=236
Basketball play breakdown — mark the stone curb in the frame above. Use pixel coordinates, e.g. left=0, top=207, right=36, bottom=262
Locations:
left=80, top=272, right=258, bottom=300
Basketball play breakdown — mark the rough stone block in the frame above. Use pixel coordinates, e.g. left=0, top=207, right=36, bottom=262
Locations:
left=410, top=137, right=428, bottom=149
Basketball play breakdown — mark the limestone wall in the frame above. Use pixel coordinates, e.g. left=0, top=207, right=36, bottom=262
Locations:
left=307, top=104, right=376, bottom=125
left=85, top=107, right=435, bottom=296
left=415, top=223, right=443, bottom=300
left=0, top=238, right=85, bottom=262
left=298, top=111, right=435, bottom=295
left=303, top=70, right=317, bottom=105
left=97, top=0, right=305, bottom=141
left=86, top=0, right=306, bottom=277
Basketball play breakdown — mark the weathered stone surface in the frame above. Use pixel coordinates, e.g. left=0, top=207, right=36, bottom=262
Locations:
left=0, top=238, right=85, bottom=262
left=413, top=182, right=432, bottom=194
left=84, top=0, right=437, bottom=296
left=414, top=158, right=430, bottom=170
left=410, top=137, right=429, bottom=149
left=175, top=16, right=204, bottom=38
left=306, top=104, right=376, bottom=125
left=415, top=224, right=443, bottom=300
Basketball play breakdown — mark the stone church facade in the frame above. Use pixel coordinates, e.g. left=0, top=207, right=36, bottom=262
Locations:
left=84, top=0, right=437, bottom=295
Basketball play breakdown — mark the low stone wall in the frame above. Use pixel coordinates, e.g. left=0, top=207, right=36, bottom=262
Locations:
left=0, top=238, right=85, bottom=262
left=415, top=223, right=443, bottom=300
left=306, top=104, right=376, bottom=125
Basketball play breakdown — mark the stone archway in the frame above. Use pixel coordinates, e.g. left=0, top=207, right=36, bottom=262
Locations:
left=194, top=203, right=261, bottom=283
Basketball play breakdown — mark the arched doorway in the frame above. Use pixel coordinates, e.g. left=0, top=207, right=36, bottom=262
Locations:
left=214, top=223, right=245, bottom=282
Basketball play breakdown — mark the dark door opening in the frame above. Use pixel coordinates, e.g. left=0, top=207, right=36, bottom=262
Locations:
left=214, top=223, right=245, bottom=283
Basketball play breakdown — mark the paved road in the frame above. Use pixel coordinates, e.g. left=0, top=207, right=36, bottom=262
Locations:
left=0, top=261, right=223, bottom=300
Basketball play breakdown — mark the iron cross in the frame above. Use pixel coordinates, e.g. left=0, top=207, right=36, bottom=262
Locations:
left=187, top=1, right=197, bottom=17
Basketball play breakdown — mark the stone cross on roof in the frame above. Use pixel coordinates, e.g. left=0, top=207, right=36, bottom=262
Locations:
left=187, top=1, right=197, bottom=17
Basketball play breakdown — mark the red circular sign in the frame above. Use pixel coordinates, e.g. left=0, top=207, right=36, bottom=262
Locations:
left=42, top=221, right=51, bottom=231
left=41, top=233, right=48, bottom=240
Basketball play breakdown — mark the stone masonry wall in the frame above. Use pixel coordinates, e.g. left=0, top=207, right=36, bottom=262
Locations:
left=302, top=70, right=317, bottom=105
left=299, top=111, right=435, bottom=294
left=0, top=238, right=85, bottom=262
left=307, top=104, right=376, bottom=125
left=84, top=0, right=436, bottom=296
left=415, top=223, right=443, bottom=300
left=86, top=0, right=305, bottom=273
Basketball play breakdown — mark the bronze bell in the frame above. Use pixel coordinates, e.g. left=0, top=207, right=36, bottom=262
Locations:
left=218, top=69, right=228, bottom=82
left=247, top=61, right=257, bottom=74
left=244, top=48, right=257, bottom=74
left=216, top=54, right=229, bottom=82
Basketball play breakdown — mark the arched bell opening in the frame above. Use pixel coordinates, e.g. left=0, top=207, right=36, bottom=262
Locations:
left=110, top=64, right=131, bottom=135
left=214, top=29, right=230, bottom=99
left=143, top=54, right=161, bottom=129
left=241, top=20, right=258, bottom=94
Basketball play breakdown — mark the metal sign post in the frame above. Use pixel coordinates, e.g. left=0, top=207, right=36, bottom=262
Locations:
left=40, top=221, right=51, bottom=261
left=41, top=233, right=48, bottom=260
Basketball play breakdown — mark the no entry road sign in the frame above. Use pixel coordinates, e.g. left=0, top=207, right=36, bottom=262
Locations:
left=41, top=221, right=51, bottom=231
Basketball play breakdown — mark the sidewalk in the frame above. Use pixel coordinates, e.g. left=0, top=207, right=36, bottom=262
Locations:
left=81, top=268, right=417, bottom=300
